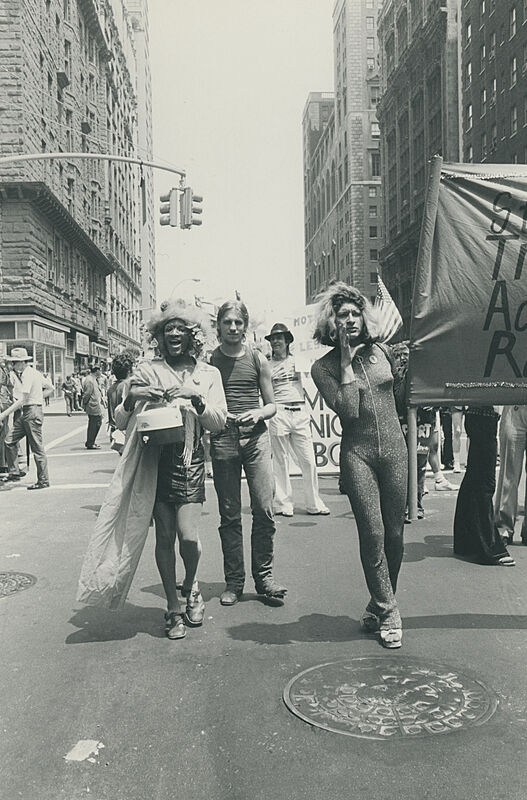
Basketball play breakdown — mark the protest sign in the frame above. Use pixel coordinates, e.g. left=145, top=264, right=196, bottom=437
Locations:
left=408, top=161, right=527, bottom=406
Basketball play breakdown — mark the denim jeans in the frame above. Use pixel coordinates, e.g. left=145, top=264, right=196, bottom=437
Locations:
left=211, top=421, right=276, bottom=591
left=5, top=406, right=49, bottom=484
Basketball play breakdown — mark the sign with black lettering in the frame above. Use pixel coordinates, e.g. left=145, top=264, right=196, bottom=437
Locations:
left=408, top=163, right=527, bottom=405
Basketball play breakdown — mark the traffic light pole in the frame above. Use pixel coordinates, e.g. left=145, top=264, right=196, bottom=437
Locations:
left=0, top=151, right=187, bottom=178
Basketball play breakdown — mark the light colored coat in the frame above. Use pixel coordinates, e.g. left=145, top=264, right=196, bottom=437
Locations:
left=76, top=358, right=227, bottom=608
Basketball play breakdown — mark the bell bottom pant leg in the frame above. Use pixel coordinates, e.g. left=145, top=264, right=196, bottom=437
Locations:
left=495, top=408, right=527, bottom=537
left=344, top=453, right=403, bottom=630
left=289, top=411, right=327, bottom=513
left=212, top=446, right=245, bottom=591
left=270, top=424, right=294, bottom=514
left=241, top=431, right=276, bottom=588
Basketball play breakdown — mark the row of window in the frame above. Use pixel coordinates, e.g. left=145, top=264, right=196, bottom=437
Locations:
left=466, top=2, right=527, bottom=46
left=466, top=95, right=527, bottom=135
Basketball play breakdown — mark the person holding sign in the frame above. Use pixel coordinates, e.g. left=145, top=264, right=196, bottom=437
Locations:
left=311, top=283, right=407, bottom=649
left=266, top=322, right=329, bottom=518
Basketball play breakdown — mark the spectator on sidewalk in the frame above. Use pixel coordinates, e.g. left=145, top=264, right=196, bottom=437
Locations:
left=71, top=373, right=82, bottom=411
left=0, top=356, right=14, bottom=475
left=494, top=404, right=527, bottom=546
left=453, top=407, right=515, bottom=566
left=61, top=375, right=75, bottom=416
left=82, top=365, right=103, bottom=449
left=209, top=300, right=287, bottom=607
left=43, top=373, right=52, bottom=406
left=265, top=322, right=329, bottom=518
left=0, top=347, right=53, bottom=490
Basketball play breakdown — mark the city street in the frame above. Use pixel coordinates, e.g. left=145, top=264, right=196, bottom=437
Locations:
left=1, top=404, right=527, bottom=800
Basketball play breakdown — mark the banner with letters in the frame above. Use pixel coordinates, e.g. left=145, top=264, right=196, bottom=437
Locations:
left=408, top=162, right=527, bottom=406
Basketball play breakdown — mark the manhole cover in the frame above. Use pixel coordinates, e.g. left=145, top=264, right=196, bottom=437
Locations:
left=283, top=657, right=497, bottom=739
left=0, top=571, right=37, bottom=598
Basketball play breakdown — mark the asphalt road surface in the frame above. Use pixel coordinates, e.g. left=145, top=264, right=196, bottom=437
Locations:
left=1, top=403, right=527, bottom=800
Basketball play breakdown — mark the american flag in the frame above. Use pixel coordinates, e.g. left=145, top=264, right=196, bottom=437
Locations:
left=374, top=276, right=403, bottom=343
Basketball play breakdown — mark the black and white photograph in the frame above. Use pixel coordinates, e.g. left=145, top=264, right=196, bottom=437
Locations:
left=1, top=1, right=527, bottom=798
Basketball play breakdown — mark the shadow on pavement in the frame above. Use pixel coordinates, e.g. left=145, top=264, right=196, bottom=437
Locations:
left=66, top=604, right=166, bottom=642
left=81, top=504, right=102, bottom=515
left=403, top=534, right=454, bottom=562
left=141, top=580, right=224, bottom=603
left=227, top=611, right=527, bottom=645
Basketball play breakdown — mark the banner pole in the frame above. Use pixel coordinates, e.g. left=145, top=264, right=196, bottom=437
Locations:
left=407, top=407, right=418, bottom=520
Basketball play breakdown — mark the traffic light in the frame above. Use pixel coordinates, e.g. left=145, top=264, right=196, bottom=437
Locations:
left=179, top=187, right=203, bottom=229
left=159, top=188, right=178, bottom=226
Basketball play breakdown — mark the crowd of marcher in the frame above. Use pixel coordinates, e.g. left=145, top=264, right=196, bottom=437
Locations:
left=1, top=283, right=525, bottom=649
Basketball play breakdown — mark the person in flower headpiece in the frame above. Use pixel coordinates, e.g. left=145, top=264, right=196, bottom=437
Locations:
left=77, top=298, right=227, bottom=642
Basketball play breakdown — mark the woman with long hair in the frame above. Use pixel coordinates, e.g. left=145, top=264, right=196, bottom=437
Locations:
left=311, top=282, right=407, bottom=648
left=77, top=299, right=227, bottom=641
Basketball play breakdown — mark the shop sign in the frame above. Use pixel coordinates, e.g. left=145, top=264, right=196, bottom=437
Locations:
left=90, top=342, right=109, bottom=358
left=75, top=332, right=90, bottom=355
left=34, top=324, right=65, bottom=349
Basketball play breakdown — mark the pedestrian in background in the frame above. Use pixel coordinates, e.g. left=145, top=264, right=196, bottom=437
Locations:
left=61, top=375, right=75, bottom=416
left=453, top=407, right=515, bottom=566
left=0, top=356, right=13, bottom=475
left=0, top=347, right=53, bottom=489
left=266, top=322, right=329, bottom=518
left=210, top=300, right=287, bottom=607
left=71, top=372, right=82, bottom=411
left=82, top=365, right=103, bottom=449
left=311, top=283, right=407, bottom=649
left=494, top=404, right=527, bottom=546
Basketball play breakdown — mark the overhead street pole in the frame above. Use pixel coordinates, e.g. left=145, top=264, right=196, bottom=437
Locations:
left=0, top=151, right=186, bottom=180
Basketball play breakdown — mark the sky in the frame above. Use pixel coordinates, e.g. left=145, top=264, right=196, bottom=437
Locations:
left=148, top=0, right=335, bottom=319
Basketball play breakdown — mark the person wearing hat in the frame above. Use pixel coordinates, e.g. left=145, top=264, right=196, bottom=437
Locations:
left=266, top=323, right=329, bottom=518
left=0, top=347, right=53, bottom=489
left=82, top=365, right=103, bottom=449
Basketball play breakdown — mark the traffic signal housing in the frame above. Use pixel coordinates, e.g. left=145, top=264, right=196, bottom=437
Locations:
left=159, top=188, right=178, bottom=226
left=180, top=187, right=203, bottom=229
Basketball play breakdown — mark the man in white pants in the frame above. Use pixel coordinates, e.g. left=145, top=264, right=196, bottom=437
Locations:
left=494, top=404, right=527, bottom=545
left=266, top=323, right=329, bottom=518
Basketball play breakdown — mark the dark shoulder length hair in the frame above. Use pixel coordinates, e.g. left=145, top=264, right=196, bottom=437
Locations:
left=312, top=282, right=379, bottom=348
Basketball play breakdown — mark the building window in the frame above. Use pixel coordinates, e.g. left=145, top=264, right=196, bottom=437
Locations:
left=466, top=103, right=473, bottom=130
left=465, top=61, right=472, bottom=85
left=480, top=0, right=485, bottom=14
left=524, top=94, right=527, bottom=125
left=480, top=43, right=486, bottom=72
left=512, top=153, right=519, bottom=163
left=370, top=272, right=378, bottom=283
left=511, top=56, right=517, bottom=86
left=510, top=6, right=517, bottom=38
left=490, top=77, right=497, bottom=105
left=481, top=131, right=487, bottom=157
left=371, top=152, right=380, bottom=177
left=369, top=226, right=378, bottom=238
left=489, top=31, right=496, bottom=58
left=367, top=57, right=375, bottom=70
left=466, top=145, right=473, bottom=163
left=370, top=249, right=378, bottom=261
left=369, top=186, right=377, bottom=197
left=491, top=122, right=497, bottom=147
left=465, top=20, right=472, bottom=45
left=481, top=87, right=487, bottom=115
left=511, top=104, right=518, bottom=135
left=369, top=205, right=377, bottom=217
left=523, top=41, right=527, bottom=68
left=367, top=37, right=375, bottom=52
left=366, top=0, right=374, bottom=7
left=371, top=122, right=380, bottom=138
left=366, top=16, right=374, bottom=30
left=64, top=39, right=71, bottom=79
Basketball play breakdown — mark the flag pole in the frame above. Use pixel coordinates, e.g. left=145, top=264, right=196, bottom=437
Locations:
left=407, top=154, right=443, bottom=520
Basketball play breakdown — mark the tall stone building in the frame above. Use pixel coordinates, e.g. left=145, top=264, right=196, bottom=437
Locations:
left=0, top=0, right=154, bottom=387
left=461, top=0, right=527, bottom=165
left=376, top=0, right=461, bottom=333
left=303, top=0, right=383, bottom=305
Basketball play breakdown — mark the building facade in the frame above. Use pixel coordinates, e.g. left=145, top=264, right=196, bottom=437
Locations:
left=377, top=0, right=461, bottom=333
left=461, top=0, right=527, bottom=165
left=0, top=0, right=153, bottom=389
left=303, top=0, right=383, bottom=305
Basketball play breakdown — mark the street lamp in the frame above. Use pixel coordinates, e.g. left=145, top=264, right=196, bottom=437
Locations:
left=169, top=277, right=200, bottom=297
